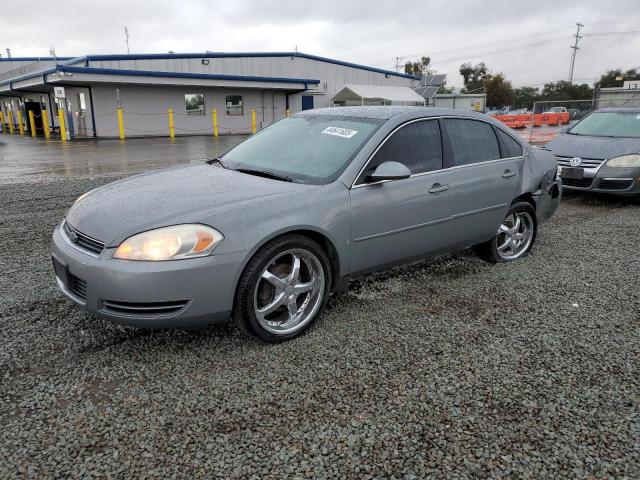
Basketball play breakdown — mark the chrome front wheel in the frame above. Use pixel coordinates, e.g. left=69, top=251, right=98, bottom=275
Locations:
left=252, top=248, right=326, bottom=336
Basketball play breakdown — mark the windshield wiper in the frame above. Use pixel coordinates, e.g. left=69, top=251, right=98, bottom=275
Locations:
left=206, top=156, right=228, bottom=168
left=235, top=168, right=294, bottom=182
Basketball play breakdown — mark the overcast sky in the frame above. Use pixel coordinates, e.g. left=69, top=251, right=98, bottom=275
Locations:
left=3, top=1, right=640, bottom=89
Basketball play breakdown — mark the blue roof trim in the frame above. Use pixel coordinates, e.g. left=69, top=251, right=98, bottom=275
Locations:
left=0, top=57, right=73, bottom=62
left=0, top=51, right=419, bottom=86
left=57, top=65, right=320, bottom=85
left=0, top=67, right=57, bottom=86
left=83, top=51, right=420, bottom=80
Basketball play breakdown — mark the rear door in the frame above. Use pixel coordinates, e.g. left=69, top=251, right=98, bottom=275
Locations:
left=349, top=119, right=458, bottom=273
left=440, top=118, right=523, bottom=245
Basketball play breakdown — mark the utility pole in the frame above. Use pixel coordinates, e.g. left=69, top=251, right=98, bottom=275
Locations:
left=5, top=48, right=11, bottom=58
left=124, top=26, right=130, bottom=54
left=394, top=57, right=405, bottom=73
left=568, top=22, right=584, bottom=84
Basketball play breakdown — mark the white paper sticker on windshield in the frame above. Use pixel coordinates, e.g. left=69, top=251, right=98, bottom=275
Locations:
left=322, top=126, right=358, bottom=139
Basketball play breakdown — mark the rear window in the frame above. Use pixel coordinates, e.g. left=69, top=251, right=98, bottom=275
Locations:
left=494, top=127, right=523, bottom=158
left=443, top=119, right=500, bottom=166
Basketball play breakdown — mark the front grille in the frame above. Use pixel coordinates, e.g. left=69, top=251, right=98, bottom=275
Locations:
left=63, top=221, right=105, bottom=256
left=556, top=156, right=605, bottom=169
left=102, top=299, right=189, bottom=317
left=598, top=179, right=634, bottom=190
left=68, top=273, right=87, bottom=300
left=562, top=177, right=593, bottom=188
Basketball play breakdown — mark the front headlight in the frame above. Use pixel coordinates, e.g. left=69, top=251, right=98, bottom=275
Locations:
left=113, top=224, right=223, bottom=261
left=74, top=190, right=93, bottom=204
left=606, top=154, right=640, bottom=168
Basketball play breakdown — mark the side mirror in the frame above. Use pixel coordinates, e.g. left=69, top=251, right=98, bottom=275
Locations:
left=368, top=161, right=412, bottom=182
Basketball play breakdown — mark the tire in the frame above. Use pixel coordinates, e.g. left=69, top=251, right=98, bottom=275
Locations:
left=233, top=234, right=332, bottom=343
left=477, top=201, right=538, bottom=263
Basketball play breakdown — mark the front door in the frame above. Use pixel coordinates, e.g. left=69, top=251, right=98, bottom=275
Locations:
left=349, top=119, right=455, bottom=274
left=23, top=101, right=43, bottom=136
left=301, top=95, right=314, bottom=111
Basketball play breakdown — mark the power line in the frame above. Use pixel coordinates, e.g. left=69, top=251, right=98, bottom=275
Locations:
left=584, top=30, right=640, bottom=37
left=402, top=24, right=576, bottom=60
left=568, top=22, right=584, bottom=84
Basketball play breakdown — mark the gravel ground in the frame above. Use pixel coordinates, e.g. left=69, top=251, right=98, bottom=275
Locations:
left=1, top=175, right=639, bottom=479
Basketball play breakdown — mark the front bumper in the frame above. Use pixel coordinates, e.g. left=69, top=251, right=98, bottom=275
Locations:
left=560, top=165, right=640, bottom=197
left=51, top=223, right=248, bottom=328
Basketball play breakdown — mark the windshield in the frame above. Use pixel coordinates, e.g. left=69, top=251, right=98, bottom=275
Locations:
left=568, top=112, right=640, bottom=138
left=222, top=115, right=383, bottom=184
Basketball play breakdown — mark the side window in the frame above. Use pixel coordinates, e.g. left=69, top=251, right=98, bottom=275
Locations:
left=443, top=119, right=500, bottom=166
left=494, top=127, right=523, bottom=158
left=362, top=120, right=442, bottom=182
left=225, top=95, right=243, bottom=116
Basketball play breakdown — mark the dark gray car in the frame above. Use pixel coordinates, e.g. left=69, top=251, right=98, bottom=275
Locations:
left=51, top=107, right=561, bottom=342
left=546, top=107, right=640, bottom=196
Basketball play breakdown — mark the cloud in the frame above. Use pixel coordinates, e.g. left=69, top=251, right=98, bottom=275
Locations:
left=2, top=0, right=639, bottom=88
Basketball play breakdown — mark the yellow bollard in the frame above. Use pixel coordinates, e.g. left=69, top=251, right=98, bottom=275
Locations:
left=0, top=111, right=4, bottom=133
left=117, top=107, right=125, bottom=140
left=251, top=109, right=257, bottom=134
left=212, top=109, right=218, bottom=137
left=8, top=111, right=14, bottom=134
left=17, top=111, right=25, bottom=135
left=42, top=110, right=51, bottom=139
left=286, top=109, right=291, bottom=118
left=29, top=111, right=37, bottom=137
left=58, top=108, right=67, bottom=141
left=168, top=108, right=175, bottom=138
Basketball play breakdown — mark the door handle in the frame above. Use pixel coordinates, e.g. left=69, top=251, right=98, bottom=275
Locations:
left=502, top=170, right=517, bottom=178
left=428, top=183, right=449, bottom=194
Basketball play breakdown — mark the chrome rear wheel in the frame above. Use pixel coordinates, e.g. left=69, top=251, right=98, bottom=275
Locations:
left=496, top=211, right=535, bottom=261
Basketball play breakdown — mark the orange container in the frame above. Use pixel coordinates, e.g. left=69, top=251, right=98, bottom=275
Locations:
left=532, top=114, right=543, bottom=127
left=559, top=112, right=570, bottom=124
left=517, top=114, right=531, bottom=127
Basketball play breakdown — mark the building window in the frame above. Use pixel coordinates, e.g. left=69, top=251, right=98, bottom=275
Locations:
left=185, top=93, right=205, bottom=115
left=226, top=95, right=243, bottom=116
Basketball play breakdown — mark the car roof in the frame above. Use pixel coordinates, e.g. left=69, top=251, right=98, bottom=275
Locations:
left=298, top=106, right=489, bottom=121
left=595, top=107, right=640, bottom=113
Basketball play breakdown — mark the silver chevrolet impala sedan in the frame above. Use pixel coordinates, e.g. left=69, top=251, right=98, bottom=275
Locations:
left=52, top=107, right=561, bottom=342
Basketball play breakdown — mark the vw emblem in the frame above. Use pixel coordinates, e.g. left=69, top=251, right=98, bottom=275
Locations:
left=569, top=157, right=582, bottom=167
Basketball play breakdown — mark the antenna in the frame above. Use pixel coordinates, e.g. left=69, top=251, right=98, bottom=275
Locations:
left=568, top=22, right=584, bottom=85
left=395, top=57, right=405, bottom=73
left=124, top=26, right=130, bottom=54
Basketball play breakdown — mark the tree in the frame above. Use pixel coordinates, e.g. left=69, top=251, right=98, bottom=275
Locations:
left=404, top=56, right=433, bottom=77
left=540, top=81, right=593, bottom=101
left=596, top=68, right=640, bottom=88
left=484, top=74, right=515, bottom=109
left=513, top=86, right=540, bottom=109
left=459, top=62, right=492, bottom=92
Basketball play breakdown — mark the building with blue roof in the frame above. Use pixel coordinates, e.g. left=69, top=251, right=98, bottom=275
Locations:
left=0, top=52, right=420, bottom=138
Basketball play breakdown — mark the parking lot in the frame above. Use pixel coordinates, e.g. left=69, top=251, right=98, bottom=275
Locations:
left=1, top=134, right=639, bottom=478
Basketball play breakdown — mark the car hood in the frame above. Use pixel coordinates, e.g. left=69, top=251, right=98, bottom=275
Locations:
left=546, top=133, right=640, bottom=160
left=66, top=164, right=311, bottom=246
